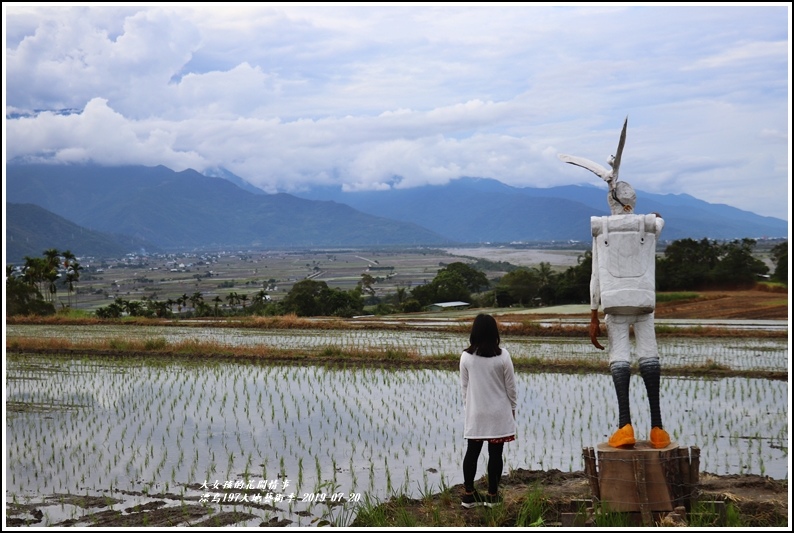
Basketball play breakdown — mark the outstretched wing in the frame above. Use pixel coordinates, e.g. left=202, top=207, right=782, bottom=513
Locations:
left=611, top=117, right=628, bottom=181
left=557, top=153, right=612, bottom=182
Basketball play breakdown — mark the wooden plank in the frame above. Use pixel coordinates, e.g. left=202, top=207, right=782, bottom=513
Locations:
left=675, top=446, right=690, bottom=511
left=689, top=446, right=701, bottom=511
left=661, top=448, right=683, bottom=505
left=633, top=456, right=653, bottom=526
left=582, top=447, right=600, bottom=501
left=596, top=442, right=674, bottom=512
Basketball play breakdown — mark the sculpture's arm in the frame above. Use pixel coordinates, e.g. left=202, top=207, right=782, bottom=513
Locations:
left=557, top=154, right=612, bottom=182
left=589, top=237, right=605, bottom=350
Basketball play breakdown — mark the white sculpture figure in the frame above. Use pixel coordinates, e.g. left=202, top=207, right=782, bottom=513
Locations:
left=558, top=116, right=627, bottom=190
left=558, top=118, right=671, bottom=449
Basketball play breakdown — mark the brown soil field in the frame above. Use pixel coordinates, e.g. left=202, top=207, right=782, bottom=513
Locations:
left=652, top=289, right=789, bottom=320
left=351, top=468, right=788, bottom=528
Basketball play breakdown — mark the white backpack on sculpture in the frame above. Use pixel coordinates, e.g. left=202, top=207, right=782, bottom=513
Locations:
left=591, top=213, right=663, bottom=315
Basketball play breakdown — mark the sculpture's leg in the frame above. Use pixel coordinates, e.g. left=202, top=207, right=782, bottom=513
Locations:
left=639, top=357, right=670, bottom=448
left=639, top=357, right=662, bottom=428
left=635, top=313, right=670, bottom=448
left=608, top=360, right=635, bottom=447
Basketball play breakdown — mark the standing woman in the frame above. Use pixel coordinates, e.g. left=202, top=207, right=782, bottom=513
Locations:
left=460, top=313, right=517, bottom=508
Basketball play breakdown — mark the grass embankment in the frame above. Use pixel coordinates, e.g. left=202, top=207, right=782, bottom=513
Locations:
left=6, top=311, right=786, bottom=338
left=6, top=334, right=786, bottom=381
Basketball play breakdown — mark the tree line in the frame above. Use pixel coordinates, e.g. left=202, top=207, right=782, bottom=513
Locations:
left=6, top=239, right=787, bottom=318
left=6, top=248, right=82, bottom=316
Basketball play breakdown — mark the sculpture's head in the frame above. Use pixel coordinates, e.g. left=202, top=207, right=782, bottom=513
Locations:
left=607, top=181, right=636, bottom=214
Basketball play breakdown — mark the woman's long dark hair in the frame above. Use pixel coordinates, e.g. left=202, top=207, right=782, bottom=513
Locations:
left=465, top=313, right=502, bottom=357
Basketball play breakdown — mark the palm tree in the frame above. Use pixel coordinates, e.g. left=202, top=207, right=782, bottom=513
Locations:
left=61, top=250, right=76, bottom=269
left=64, top=260, right=81, bottom=308
left=533, top=262, right=555, bottom=287
left=189, top=291, right=204, bottom=312
left=22, top=256, right=47, bottom=295
left=395, top=286, right=407, bottom=310
left=42, top=248, right=61, bottom=304
left=213, top=295, right=223, bottom=317
left=177, top=293, right=188, bottom=315
left=226, top=291, right=239, bottom=310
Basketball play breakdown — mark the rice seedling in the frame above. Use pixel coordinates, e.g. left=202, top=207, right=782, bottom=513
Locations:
left=5, top=343, right=787, bottom=528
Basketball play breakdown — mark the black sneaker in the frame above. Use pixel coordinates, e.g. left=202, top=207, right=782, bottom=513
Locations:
left=461, top=491, right=485, bottom=509
left=483, top=493, right=503, bottom=507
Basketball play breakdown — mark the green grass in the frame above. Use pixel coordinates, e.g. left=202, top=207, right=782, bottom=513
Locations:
left=656, top=291, right=700, bottom=303
left=515, top=484, right=549, bottom=527
left=350, top=494, right=391, bottom=527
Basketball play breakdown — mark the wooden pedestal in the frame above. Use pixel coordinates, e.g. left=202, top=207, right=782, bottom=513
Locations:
left=582, top=442, right=700, bottom=526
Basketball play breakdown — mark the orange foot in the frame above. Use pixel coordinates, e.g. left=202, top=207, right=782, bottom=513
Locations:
left=608, top=424, right=636, bottom=447
left=650, top=427, right=671, bottom=449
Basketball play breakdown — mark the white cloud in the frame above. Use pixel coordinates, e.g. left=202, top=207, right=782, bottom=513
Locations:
left=3, top=4, right=791, bottom=221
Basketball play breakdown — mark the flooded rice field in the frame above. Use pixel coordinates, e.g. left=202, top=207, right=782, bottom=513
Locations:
left=5, top=324, right=789, bottom=372
left=5, top=350, right=788, bottom=527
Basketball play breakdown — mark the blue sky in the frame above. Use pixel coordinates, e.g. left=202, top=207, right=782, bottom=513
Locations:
left=3, top=3, right=791, bottom=221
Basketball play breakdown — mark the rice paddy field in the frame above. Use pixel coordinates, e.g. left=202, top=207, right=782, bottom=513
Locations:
left=5, top=323, right=789, bottom=373
left=4, top=324, right=789, bottom=527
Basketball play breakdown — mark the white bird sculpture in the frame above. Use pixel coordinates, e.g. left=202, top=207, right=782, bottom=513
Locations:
left=558, top=117, right=628, bottom=189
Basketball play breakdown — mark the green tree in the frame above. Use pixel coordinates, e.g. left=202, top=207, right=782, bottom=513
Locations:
left=42, top=248, right=61, bottom=304
left=177, top=293, right=189, bottom=314
left=21, top=256, right=48, bottom=298
left=64, top=260, right=82, bottom=308
left=282, top=279, right=327, bottom=316
left=711, top=239, right=768, bottom=288
left=282, top=279, right=363, bottom=317
left=5, top=265, right=55, bottom=316
left=657, top=238, right=719, bottom=290
left=431, top=270, right=471, bottom=303
left=440, top=262, right=489, bottom=293
left=394, top=286, right=408, bottom=310
left=409, top=268, right=472, bottom=307
left=359, top=273, right=377, bottom=296
left=551, top=251, right=593, bottom=305
left=226, top=291, right=239, bottom=311
left=189, top=292, right=204, bottom=311
left=497, top=268, right=540, bottom=306
left=770, top=241, right=788, bottom=283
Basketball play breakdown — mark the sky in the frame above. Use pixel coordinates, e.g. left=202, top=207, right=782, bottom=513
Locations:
left=3, top=3, right=791, bottom=221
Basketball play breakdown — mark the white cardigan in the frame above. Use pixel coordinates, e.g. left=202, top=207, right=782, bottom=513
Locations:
left=460, top=348, right=517, bottom=439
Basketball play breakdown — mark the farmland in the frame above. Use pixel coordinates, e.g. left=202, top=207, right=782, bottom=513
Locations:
left=5, top=246, right=789, bottom=527
left=57, top=246, right=584, bottom=313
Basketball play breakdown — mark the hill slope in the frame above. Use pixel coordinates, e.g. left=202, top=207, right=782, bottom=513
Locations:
left=5, top=203, right=159, bottom=263
left=5, top=164, right=452, bottom=250
left=295, top=177, right=788, bottom=242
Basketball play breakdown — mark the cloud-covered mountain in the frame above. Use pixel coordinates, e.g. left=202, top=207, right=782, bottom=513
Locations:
left=5, top=164, right=787, bottom=260
left=5, top=164, right=452, bottom=252
left=294, top=177, right=788, bottom=242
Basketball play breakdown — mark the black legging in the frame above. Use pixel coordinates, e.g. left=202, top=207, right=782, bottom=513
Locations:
left=463, top=439, right=504, bottom=495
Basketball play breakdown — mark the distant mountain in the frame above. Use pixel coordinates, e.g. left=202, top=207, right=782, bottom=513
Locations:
left=5, top=203, right=160, bottom=264
left=203, top=167, right=267, bottom=196
left=294, top=177, right=788, bottom=242
left=5, top=164, right=452, bottom=252
left=6, top=165, right=786, bottom=258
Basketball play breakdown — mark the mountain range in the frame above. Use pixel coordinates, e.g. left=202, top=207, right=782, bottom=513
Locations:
left=5, top=163, right=788, bottom=263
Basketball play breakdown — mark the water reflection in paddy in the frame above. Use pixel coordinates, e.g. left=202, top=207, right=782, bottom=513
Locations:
left=5, top=355, right=788, bottom=526
left=6, top=324, right=788, bottom=372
